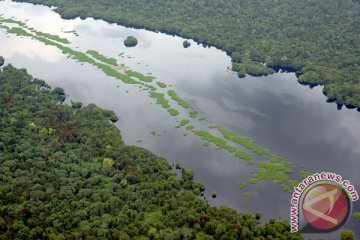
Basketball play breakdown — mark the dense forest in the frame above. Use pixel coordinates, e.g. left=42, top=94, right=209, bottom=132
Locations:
left=15, top=0, right=360, bottom=108
left=0, top=59, right=304, bottom=239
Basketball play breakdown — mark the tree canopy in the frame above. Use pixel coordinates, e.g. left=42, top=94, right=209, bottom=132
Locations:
left=0, top=59, right=304, bottom=239
left=14, top=0, right=360, bottom=108
left=124, top=36, right=138, bottom=47
left=183, top=40, right=191, bottom=48
left=341, top=229, right=356, bottom=240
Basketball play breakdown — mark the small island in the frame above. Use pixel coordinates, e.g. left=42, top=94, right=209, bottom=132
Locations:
left=183, top=40, right=191, bottom=48
left=124, top=35, right=138, bottom=47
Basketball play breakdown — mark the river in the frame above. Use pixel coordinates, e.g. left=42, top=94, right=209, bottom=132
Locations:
left=0, top=1, right=359, bottom=238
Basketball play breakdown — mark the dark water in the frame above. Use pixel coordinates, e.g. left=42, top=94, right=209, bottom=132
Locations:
left=0, top=1, right=359, bottom=238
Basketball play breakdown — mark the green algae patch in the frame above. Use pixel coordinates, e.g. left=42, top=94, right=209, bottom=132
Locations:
left=156, top=82, right=167, bottom=88
left=167, top=90, right=190, bottom=108
left=3, top=24, right=94, bottom=68
left=193, top=130, right=237, bottom=153
left=189, top=111, right=198, bottom=118
left=179, top=119, right=190, bottom=126
left=186, top=125, right=195, bottom=131
left=235, top=151, right=254, bottom=164
left=126, top=70, right=155, bottom=82
left=353, top=212, right=360, bottom=221
left=38, top=35, right=137, bottom=84
left=0, top=18, right=26, bottom=26
left=8, top=27, right=32, bottom=37
left=0, top=24, right=9, bottom=30
left=1, top=17, right=69, bottom=44
left=151, top=131, right=160, bottom=136
left=213, top=126, right=270, bottom=155
left=95, top=63, right=138, bottom=84
left=250, top=157, right=295, bottom=187
left=243, top=192, right=251, bottom=197
left=143, top=84, right=157, bottom=91
left=282, top=185, right=290, bottom=192
left=150, top=92, right=170, bottom=108
left=239, top=182, right=247, bottom=189
left=87, top=50, right=118, bottom=66
left=290, top=180, right=299, bottom=188
left=33, top=30, right=70, bottom=44
left=167, top=108, right=179, bottom=116
left=63, top=30, right=79, bottom=36
left=2, top=19, right=136, bottom=84
left=299, top=170, right=311, bottom=179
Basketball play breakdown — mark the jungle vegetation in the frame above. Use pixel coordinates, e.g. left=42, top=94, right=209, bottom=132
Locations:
left=14, top=0, right=360, bottom=108
left=124, top=36, right=138, bottom=47
left=183, top=40, right=190, bottom=48
left=0, top=60, right=304, bottom=239
left=340, top=230, right=356, bottom=240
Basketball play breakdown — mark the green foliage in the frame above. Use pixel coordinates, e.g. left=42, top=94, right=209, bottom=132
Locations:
left=1, top=18, right=69, bottom=45
left=250, top=157, right=294, bottom=187
left=213, top=126, right=269, bottom=155
left=239, top=182, right=247, bottom=189
left=179, top=119, right=190, bottom=126
left=156, top=81, right=167, bottom=88
left=103, top=157, right=114, bottom=167
left=126, top=70, right=154, bottom=82
left=211, top=192, right=217, bottom=198
left=183, top=40, right=190, bottom=48
left=0, top=17, right=26, bottom=26
left=185, top=125, right=195, bottom=130
left=167, top=90, right=190, bottom=108
left=86, top=50, right=117, bottom=66
left=299, top=170, right=311, bottom=179
left=18, top=0, right=360, bottom=107
left=340, top=229, right=356, bottom=240
left=167, top=108, right=179, bottom=116
left=189, top=111, right=198, bottom=118
left=1, top=15, right=304, bottom=193
left=198, top=117, right=206, bottom=121
left=0, top=17, right=139, bottom=84
left=234, top=151, right=254, bottom=164
left=150, top=91, right=170, bottom=108
left=232, top=59, right=274, bottom=78
left=124, top=35, right=138, bottom=47
left=0, top=63, right=304, bottom=239
left=182, top=169, right=194, bottom=181
left=0, top=62, right=299, bottom=239
left=33, top=30, right=70, bottom=44
left=8, top=27, right=32, bottom=37
left=193, top=130, right=237, bottom=153
left=0, top=56, right=4, bottom=67
left=353, top=212, right=360, bottom=221
left=243, top=192, right=251, bottom=198
left=51, top=86, right=66, bottom=102
left=71, top=100, right=83, bottom=109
